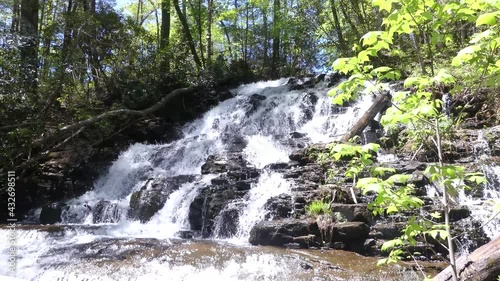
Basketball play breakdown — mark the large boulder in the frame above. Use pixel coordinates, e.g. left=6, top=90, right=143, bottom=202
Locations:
left=264, top=194, right=293, bottom=219
left=40, top=202, right=67, bottom=224
left=92, top=201, right=121, bottom=223
left=249, top=219, right=321, bottom=248
left=201, top=153, right=259, bottom=179
left=330, top=203, right=374, bottom=225
left=189, top=153, right=261, bottom=237
left=128, top=175, right=196, bottom=222
left=323, top=221, right=370, bottom=243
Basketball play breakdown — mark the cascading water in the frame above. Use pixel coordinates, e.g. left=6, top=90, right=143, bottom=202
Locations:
left=424, top=128, right=500, bottom=253
left=1, top=78, right=395, bottom=281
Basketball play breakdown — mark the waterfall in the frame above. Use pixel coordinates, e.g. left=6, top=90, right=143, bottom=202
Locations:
left=53, top=78, right=373, bottom=237
left=0, top=78, right=382, bottom=280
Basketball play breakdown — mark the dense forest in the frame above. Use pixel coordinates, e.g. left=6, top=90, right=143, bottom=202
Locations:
left=1, top=0, right=499, bottom=173
left=1, top=0, right=500, bottom=279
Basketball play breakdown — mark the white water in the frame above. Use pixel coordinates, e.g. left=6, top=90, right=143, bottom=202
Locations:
left=1, top=78, right=379, bottom=280
left=60, top=78, right=373, bottom=236
left=232, top=172, right=292, bottom=241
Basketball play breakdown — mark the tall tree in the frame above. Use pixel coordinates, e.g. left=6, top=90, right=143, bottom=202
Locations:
left=161, top=0, right=171, bottom=49
left=271, top=0, right=280, bottom=78
left=19, top=0, right=39, bottom=95
left=173, top=0, right=202, bottom=69
left=206, top=0, right=213, bottom=63
left=11, top=0, right=21, bottom=32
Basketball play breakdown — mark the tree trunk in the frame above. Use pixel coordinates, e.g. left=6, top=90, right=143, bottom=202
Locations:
left=434, top=237, right=500, bottom=281
left=12, top=0, right=21, bottom=32
left=173, top=0, right=202, bottom=69
left=329, top=0, right=348, bottom=55
left=262, top=7, right=268, bottom=70
left=20, top=0, right=39, bottom=96
left=338, top=0, right=361, bottom=41
left=220, top=20, right=233, bottom=59
left=161, top=0, right=170, bottom=49
left=271, top=0, right=280, bottom=78
left=341, top=92, right=390, bottom=142
left=197, top=0, right=206, bottom=67
left=206, top=0, right=213, bottom=62
left=244, top=2, right=249, bottom=62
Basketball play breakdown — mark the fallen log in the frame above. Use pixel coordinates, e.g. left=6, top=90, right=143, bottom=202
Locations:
left=433, top=236, right=500, bottom=281
left=1, top=86, right=197, bottom=174
left=341, top=92, right=390, bottom=142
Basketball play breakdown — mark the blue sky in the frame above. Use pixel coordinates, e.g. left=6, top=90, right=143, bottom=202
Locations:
left=115, top=0, right=133, bottom=9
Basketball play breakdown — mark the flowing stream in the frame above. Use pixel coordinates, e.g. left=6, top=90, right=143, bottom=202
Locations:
left=1, top=78, right=499, bottom=280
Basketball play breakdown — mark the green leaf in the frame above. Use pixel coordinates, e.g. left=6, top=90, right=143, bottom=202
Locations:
left=476, top=12, right=498, bottom=26
left=362, top=32, right=379, bottom=46
left=430, top=211, right=441, bottom=219
left=387, top=205, right=398, bottom=214
left=381, top=238, right=403, bottom=251
left=418, top=104, right=437, bottom=115
left=373, top=0, right=394, bottom=12
left=377, top=258, right=388, bottom=266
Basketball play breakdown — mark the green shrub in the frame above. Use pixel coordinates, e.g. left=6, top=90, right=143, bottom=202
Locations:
left=305, top=200, right=332, bottom=217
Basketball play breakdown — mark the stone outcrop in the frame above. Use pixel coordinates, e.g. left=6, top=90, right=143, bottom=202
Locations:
left=249, top=219, right=321, bottom=248
left=189, top=152, right=261, bottom=237
left=128, top=175, right=197, bottom=222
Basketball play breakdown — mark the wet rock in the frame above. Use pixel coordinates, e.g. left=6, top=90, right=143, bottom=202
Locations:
left=264, top=194, right=293, bottom=219
left=364, top=238, right=376, bottom=250
left=323, top=222, right=370, bottom=243
left=190, top=155, right=261, bottom=237
left=328, top=242, right=345, bottom=249
left=288, top=76, right=316, bottom=91
left=247, top=94, right=267, bottom=115
left=188, top=193, right=206, bottom=231
left=249, top=219, right=321, bottom=248
left=371, top=222, right=406, bottom=239
left=93, top=201, right=121, bottom=223
left=451, top=217, right=489, bottom=254
left=325, top=72, right=343, bottom=87
left=176, top=230, right=194, bottom=239
left=422, top=205, right=471, bottom=222
left=264, top=162, right=290, bottom=170
left=128, top=175, right=196, bottom=223
left=290, top=132, right=307, bottom=139
left=330, top=203, right=374, bottom=225
left=315, top=73, right=326, bottom=83
left=279, top=132, right=311, bottom=149
left=202, top=155, right=232, bottom=174
left=201, top=153, right=258, bottom=179
left=289, top=144, right=329, bottom=165
left=40, top=202, right=67, bottom=224
left=284, top=243, right=301, bottom=249
left=300, top=262, right=314, bottom=270
left=213, top=205, right=240, bottom=237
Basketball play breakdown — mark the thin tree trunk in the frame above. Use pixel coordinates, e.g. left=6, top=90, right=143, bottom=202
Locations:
left=263, top=7, right=268, bottom=70
left=12, top=0, right=21, bottom=32
left=206, top=0, right=213, bottom=62
left=160, top=0, right=171, bottom=69
left=220, top=20, right=233, bottom=59
left=20, top=0, right=39, bottom=96
left=244, top=2, right=249, bottom=62
left=329, top=0, right=347, bottom=55
left=136, top=0, right=142, bottom=23
left=271, top=0, right=280, bottom=78
left=338, top=0, right=361, bottom=40
left=173, top=0, right=202, bottom=68
left=435, top=118, right=458, bottom=281
left=197, top=0, right=205, bottom=67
